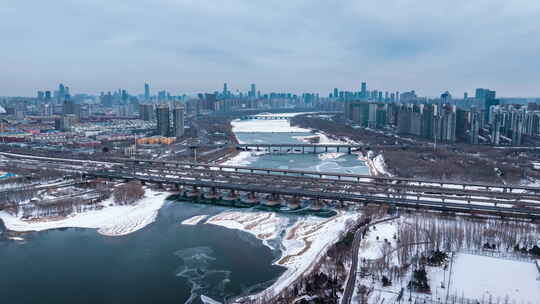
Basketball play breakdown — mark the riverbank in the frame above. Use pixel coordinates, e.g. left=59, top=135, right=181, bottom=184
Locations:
left=290, top=113, right=540, bottom=183
left=0, top=188, right=169, bottom=237
left=201, top=113, right=370, bottom=302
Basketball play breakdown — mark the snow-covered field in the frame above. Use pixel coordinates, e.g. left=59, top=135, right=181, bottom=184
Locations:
left=358, top=221, right=398, bottom=260
left=0, top=189, right=168, bottom=237
left=431, top=253, right=540, bottom=303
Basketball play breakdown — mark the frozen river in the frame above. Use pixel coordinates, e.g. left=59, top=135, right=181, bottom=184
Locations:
left=0, top=113, right=369, bottom=304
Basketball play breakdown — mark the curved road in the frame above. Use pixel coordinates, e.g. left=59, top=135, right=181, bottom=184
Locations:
left=341, top=216, right=400, bottom=304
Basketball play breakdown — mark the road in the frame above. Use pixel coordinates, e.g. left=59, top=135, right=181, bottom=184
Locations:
left=341, top=216, right=401, bottom=304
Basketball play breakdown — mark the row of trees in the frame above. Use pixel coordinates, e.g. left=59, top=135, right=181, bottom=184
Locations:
left=113, top=181, right=145, bottom=205
left=358, top=212, right=539, bottom=301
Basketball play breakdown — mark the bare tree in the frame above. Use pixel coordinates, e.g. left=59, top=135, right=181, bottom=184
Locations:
left=113, top=181, right=145, bottom=205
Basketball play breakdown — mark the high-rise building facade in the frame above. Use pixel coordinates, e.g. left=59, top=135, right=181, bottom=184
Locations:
left=361, top=82, right=367, bottom=98
left=156, top=105, right=170, bottom=137
left=144, top=83, right=150, bottom=100
left=172, top=106, right=185, bottom=138
left=139, top=104, right=154, bottom=121
left=250, top=84, right=256, bottom=98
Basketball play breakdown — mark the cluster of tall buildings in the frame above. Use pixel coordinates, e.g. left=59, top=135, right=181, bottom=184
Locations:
left=345, top=101, right=458, bottom=143
left=155, top=105, right=184, bottom=138
left=36, top=83, right=70, bottom=103
left=345, top=86, right=540, bottom=146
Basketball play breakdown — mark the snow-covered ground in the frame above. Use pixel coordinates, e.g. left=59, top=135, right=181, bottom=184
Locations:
left=358, top=221, right=398, bottom=260
left=267, top=212, right=360, bottom=296
left=205, top=211, right=288, bottom=250
left=431, top=253, right=540, bottom=303
left=371, top=154, right=392, bottom=177
left=220, top=151, right=255, bottom=166
left=0, top=189, right=168, bottom=237
left=181, top=214, right=208, bottom=225
left=188, top=208, right=361, bottom=301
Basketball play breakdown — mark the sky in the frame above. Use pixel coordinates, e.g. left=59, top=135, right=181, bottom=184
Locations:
left=1, top=0, right=539, bottom=97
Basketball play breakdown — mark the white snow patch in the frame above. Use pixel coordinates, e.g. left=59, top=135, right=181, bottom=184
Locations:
left=431, top=253, right=540, bottom=303
left=205, top=211, right=288, bottom=250
left=318, top=152, right=345, bottom=161
left=0, top=189, right=168, bottom=237
left=221, top=151, right=255, bottom=166
left=201, top=295, right=222, bottom=304
left=254, top=211, right=361, bottom=299
left=181, top=215, right=208, bottom=226
left=359, top=222, right=398, bottom=260
left=7, top=236, right=25, bottom=241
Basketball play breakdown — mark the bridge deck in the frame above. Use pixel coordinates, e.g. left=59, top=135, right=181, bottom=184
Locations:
left=90, top=169, right=540, bottom=219
left=115, top=158, right=540, bottom=193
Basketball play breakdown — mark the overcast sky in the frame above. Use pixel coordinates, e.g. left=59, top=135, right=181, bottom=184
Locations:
left=1, top=0, right=539, bottom=97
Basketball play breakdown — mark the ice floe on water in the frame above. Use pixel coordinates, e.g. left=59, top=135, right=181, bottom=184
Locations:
left=181, top=215, right=209, bottom=226
left=175, top=246, right=231, bottom=304
left=318, top=152, right=345, bottom=161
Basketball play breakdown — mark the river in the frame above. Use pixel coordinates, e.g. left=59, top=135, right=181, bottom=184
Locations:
left=0, top=113, right=368, bottom=304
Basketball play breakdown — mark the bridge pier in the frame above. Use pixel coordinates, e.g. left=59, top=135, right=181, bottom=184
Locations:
left=263, top=193, right=282, bottom=207
left=205, top=187, right=219, bottom=200
left=310, top=199, right=324, bottom=210
left=186, top=186, right=200, bottom=198
left=242, top=191, right=259, bottom=205
left=224, top=189, right=238, bottom=201
left=287, top=196, right=301, bottom=209
left=348, top=147, right=352, bottom=154
left=325, top=146, right=328, bottom=152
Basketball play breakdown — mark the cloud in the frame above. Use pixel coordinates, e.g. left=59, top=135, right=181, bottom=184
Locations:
left=0, top=0, right=539, bottom=97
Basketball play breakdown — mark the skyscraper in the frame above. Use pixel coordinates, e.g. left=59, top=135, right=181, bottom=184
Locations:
left=63, top=95, right=75, bottom=115
left=139, top=104, right=154, bottom=121
left=144, top=83, right=150, bottom=100
left=156, top=105, right=170, bottom=137
left=173, top=106, right=185, bottom=138
left=250, top=84, right=256, bottom=98
left=58, top=83, right=66, bottom=101
left=475, top=88, right=498, bottom=121
left=361, top=82, right=367, bottom=98
left=223, top=83, right=228, bottom=96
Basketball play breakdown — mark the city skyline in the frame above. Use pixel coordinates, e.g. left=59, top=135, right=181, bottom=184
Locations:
left=1, top=1, right=540, bottom=96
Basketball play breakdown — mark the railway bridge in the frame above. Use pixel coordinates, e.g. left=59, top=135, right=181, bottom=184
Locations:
left=86, top=158, right=540, bottom=220
left=4, top=152, right=540, bottom=219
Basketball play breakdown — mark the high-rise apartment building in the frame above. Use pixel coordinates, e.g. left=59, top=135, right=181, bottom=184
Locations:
left=156, top=105, right=170, bottom=137
left=139, top=104, right=154, bottom=121
left=172, top=106, right=185, bottom=138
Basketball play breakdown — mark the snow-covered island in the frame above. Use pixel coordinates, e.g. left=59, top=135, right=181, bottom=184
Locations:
left=0, top=184, right=169, bottom=237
